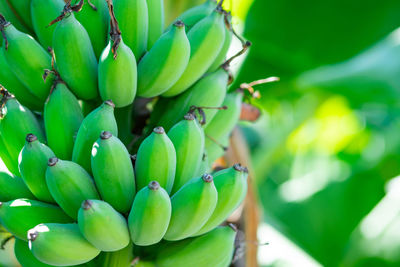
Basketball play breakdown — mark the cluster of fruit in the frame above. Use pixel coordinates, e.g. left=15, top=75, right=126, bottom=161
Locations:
left=0, top=0, right=251, bottom=266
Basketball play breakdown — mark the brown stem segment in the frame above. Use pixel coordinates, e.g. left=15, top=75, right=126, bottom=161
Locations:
left=188, top=105, right=228, bottom=125
left=0, top=14, right=10, bottom=50
left=87, top=0, right=98, bottom=11
left=222, top=40, right=252, bottom=70
left=48, top=0, right=84, bottom=27
left=106, top=0, right=121, bottom=59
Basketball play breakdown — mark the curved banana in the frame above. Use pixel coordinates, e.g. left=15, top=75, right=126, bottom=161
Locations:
left=96, top=241, right=134, bottom=267
left=137, top=21, right=190, bottom=98
left=135, top=127, right=176, bottom=194
left=51, top=5, right=98, bottom=100
left=14, top=238, right=56, bottom=267
left=31, top=0, right=65, bottom=49
left=18, top=134, right=56, bottom=203
left=0, top=198, right=72, bottom=241
left=0, top=0, right=32, bottom=34
left=146, top=0, right=164, bottom=49
left=91, top=131, right=135, bottom=214
left=161, top=8, right=226, bottom=97
left=78, top=200, right=130, bottom=252
left=44, top=81, right=84, bottom=160
left=0, top=16, right=53, bottom=101
left=0, top=126, right=20, bottom=176
left=128, top=181, right=171, bottom=246
left=195, top=164, right=248, bottom=236
left=114, top=0, right=148, bottom=58
left=45, top=157, right=100, bottom=219
left=5, top=0, right=33, bottom=34
left=98, top=0, right=137, bottom=108
left=28, top=223, right=101, bottom=266
left=0, top=171, right=34, bottom=202
left=156, top=225, right=236, bottom=267
left=72, top=100, right=118, bottom=174
left=168, top=113, right=205, bottom=194
left=163, top=174, right=217, bottom=241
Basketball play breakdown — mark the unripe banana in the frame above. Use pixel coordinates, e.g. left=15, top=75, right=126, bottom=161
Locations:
left=128, top=181, right=171, bottom=246
left=52, top=10, right=98, bottom=100
left=0, top=97, right=45, bottom=175
left=114, top=0, right=148, bottom=58
left=28, top=223, right=101, bottom=266
left=0, top=16, right=53, bottom=101
left=168, top=114, right=205, bottom=194
left=31, top=0, right=65, bottom=49
left=0, top=172, right=34, bottom=202
left=45, top=158, right=100, bottom=219
left=0, top=198, right=72, bottom=241
left=96, top=241, right=134, bottom=267
left=78, top=200, right=130, bottom=252
left=44, top=82, right=84, bottom=160
left=156, top=225, right=236, bottom=267
left=137, top=21, right=190, bottom=98
left=206, top=136, right=228, bottom=166
left=18, top=134, right=56, bottom=203
left=135, top=127, right=176, bottom=194
left=0, top=129, right=20, bottom=176
left=146, top=0, right=164, bottom=49
left=73, top=0, right=109, bottom=59
left=163, top=174, right=218, bottom=241
left=72, top=100, right=118, bottom=174
left=0, top=1, right=32, bottom=34
left=98, top=0, right=137, bottom=108
left=114, top=104, right=133, bottom=146
left=14, top=238, right=56, bottom=267
left=161, top=8, right=226, bottom=97
left=91, top=131, right=135, bottom=213
left=195, top=164, right=248, bottom=236
left=5, top=0, right=33, bottom=34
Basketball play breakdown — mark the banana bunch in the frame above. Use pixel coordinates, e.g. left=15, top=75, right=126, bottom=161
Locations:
left=0, top=0, right=256, bottom=266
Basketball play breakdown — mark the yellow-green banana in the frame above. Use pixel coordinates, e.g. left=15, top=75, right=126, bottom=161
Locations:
left=44, top=81, right=84, bottom=160
left=18, top=134, right=56, bottom=203
left=5, top=0, right=33, bottom=34
left=163, top=174, right=217, bottom=241
left=156, top=226, right=236, bottom=267
left=31, top=0, right=65, bottom=49
left=137, top=21, right=190, bottom=98
left=72, top=100, right=118, bottom=174
left=28, top=223, right=101, bottom=266
left=194, top=164, right=248, bottom=236
left=168, top=114, right=205, bottom=194
left=98, top=0, right=137, bottom=108
left=73, top=0, right=109, bottom=59
left=128, top=181, right=171, bottom=246
left=0, top=198, right=72, bottom=241
left=51, top=4, right=98, bottom=100
left=78, top=200, right=130, bottom=252
left=0, top=171, right=34, bottom=202
left=0, top=16, right=53, bottom=101
left=114, top=0, right=148, bottom=58
left=162, top=8, right=226, bottom=97
left=135, top=127, right=176, bottom=194
left=45, top=158, right=100, bottom=219
left=146, top=0, right=164, bottom=49
left=91, top=131, right=135, bottom=214
left=14, top=238, right=56, bottom=267
left=96, top=241, right=134, bottom=267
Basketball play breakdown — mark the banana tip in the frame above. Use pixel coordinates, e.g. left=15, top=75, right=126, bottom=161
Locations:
left=202, top=173, right=213, bottom=183
left=233, top=163, right=247, bottom=172
left=48, top=157, right=59, bottom=167
left=184, top=113, right=195, bottom=121
left=228, top=223, right=238, bottom=232
left=174, top=20, right=185, bottom=28
left=153, top=127, right=165, bottom=134
left=28, top=231, right=38, bottom=242
left=82, top=200, right=93, bottom=210
left=100, top=131, right=112, bottom=140
left=26, top=133, right=37, bottom=143
left=148, top=181, right=160, bottom=191
left=104, top=100, right=115, bottom=108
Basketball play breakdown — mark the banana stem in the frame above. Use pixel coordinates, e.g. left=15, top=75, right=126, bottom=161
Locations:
left=206, top=133, right=228, bottom=151
left=0, top=14, right=9, bottom=49
left=222, top=41, right=252, bottom=70
left=87, top=0, right=98, bottom=11
left=188, top=105, right=228, bottom=125
left=106, top=0, right=121, bottom=59
left=48, top=0, right=84, bottom=27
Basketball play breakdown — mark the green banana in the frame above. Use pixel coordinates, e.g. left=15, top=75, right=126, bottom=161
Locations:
left=161, top=8, right=226, bottom=97
left=44, top=81, right=84, bottom=160
left=163, top=174, right=218, bottom=241
left=31, top=0, right=65, bottom=49
left=78, top=200, right=130, bottom=252
left=114, top=104, right=133, bottom=146
left=96, top=241, right=134, bottom=267
left=137, top=21, right=190, bottom=98
left=146, top=0, right=164, bottom=49
left=51, top=5, right=98, bottom=100
left=0, top=171, right=34, bottom=202
left=73, top=0, right=109, bottom=59
left=0, top=96, right=45, bottom=175
left=0, top=198, right=72, bottom=241
left=194, top=164, right=248, bottom=236
left=197, top=152, right=211, bottom=176
left=135, top=127, right=176, bottom=194
left=0, top=16, right=53, bottom=101
left=5, top=0, right=33, bottom=33
left=0, top=49, right=43, bottom=111
left=14, top=238, right=56, bottom=267
left=98, top=0, right=137, bottom=108
left=0, top=130, right=19, bottom=175
left=0, top=0, right=33, bottom=34
left=18, top=134, right=56, bottom=203
left=45, top=157, right=100, bottom=219
left=72, top=100, right=118, bottom=174
left=128, top=181, right=171, bottom=246
left=156, top=226, right=236, bottom=267
left=205, top=137, right=228, bottom=167
left=168, top=113, right=205, bottom=194
left=114, top=0, right=148, bottom=58
left=28, top=223, right=101, bottom=266
left=91, top=131, right=135, bottom=214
